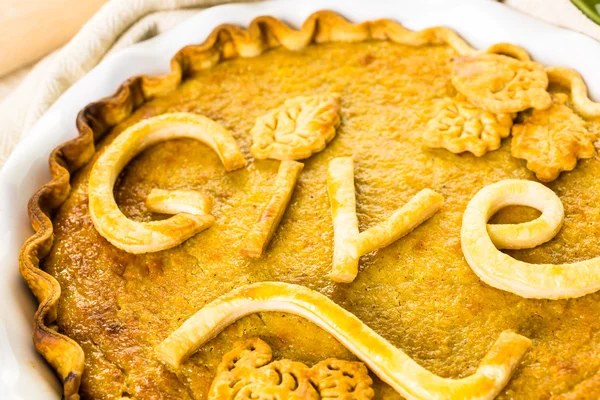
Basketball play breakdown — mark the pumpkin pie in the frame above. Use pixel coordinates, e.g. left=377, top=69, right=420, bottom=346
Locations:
left=19, top=10, right=600, bottom=400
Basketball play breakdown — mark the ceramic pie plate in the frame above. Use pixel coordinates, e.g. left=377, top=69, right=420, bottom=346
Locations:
left=2, top=0, right=600, bottom=398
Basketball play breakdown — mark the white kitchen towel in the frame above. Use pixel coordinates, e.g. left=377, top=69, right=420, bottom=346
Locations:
left=0, top=0, right=598, bottom=166
left=0, top=0, right=257, bottom=166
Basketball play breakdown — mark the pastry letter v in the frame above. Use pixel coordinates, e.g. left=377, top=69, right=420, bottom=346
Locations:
left=327, top=157, right=443, bottom=283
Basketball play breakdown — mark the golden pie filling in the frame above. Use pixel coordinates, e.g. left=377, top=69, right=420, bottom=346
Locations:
left=33, top=16, right=600, bottom=400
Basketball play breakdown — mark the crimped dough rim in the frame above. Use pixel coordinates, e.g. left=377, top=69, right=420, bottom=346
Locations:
left=18, top=9, right=600, bottom=399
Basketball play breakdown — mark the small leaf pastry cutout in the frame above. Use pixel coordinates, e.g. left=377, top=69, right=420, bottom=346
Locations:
left=423, top=96, right=513, bottom=157
left=88, top=113, right=246, bottom=254
left=327, top=157, right=444, bottom=283
left=155, top=282, right=531, bottom=400
left=462, top=179, right=600, bottom=299
left=511, top=94, right=595, bottom=182
left=241, top=160, right=304, bottom=258
left=451, top=53, right=552, bottom=114
left=250, top=94, right=341, bottom=160
left=208, top=338, right=374, bottom=399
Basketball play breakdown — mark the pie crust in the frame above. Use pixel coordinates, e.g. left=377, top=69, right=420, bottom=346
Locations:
left=18, top=10, right=600, bottom=400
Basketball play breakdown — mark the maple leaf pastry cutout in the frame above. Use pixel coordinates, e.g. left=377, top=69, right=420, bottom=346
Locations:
left=451, top=53, right=552, bottom=114
left=511, top=94, right=596, bottom=181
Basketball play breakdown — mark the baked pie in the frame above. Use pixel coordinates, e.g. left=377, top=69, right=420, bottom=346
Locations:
left=19, top=10, right=600, bottom=400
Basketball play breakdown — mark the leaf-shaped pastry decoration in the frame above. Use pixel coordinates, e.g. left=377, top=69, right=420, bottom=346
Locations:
left=511, top=94, right=595, bottom=182
left=251, top=94, right=341, bottom=160
left=451, top=53, right=552, bottom=114
left=423, top=96, right=514, bottom=157
left=208, top=338, right=374, bottom=400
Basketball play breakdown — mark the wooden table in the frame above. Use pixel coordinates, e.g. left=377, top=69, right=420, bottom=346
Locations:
left=0, top=0, right=108, bottom=76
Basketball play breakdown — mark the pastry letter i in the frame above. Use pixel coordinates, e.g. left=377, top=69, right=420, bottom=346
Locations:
left=241, top=160, right=304, bottom=258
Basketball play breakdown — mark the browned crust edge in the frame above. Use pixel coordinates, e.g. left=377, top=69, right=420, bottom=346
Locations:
left=17, top=9, right=600, bottom=399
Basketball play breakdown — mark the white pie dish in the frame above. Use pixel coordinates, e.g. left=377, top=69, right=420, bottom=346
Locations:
left=1, top=0, right=600, bottom=398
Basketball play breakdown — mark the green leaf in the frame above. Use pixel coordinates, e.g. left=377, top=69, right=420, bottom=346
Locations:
left=571, top=0, right=600, bottom=25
